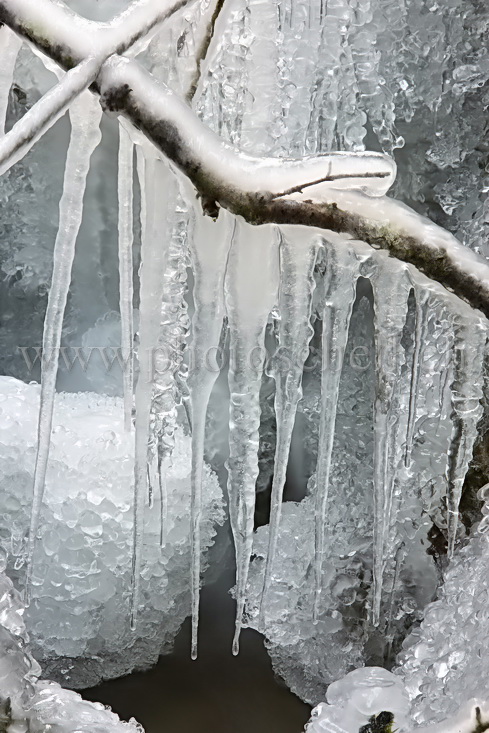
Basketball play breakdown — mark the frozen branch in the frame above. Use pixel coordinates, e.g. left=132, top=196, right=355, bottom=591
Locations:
left=0, top=0, right=197, bottom=66
left=1, top=0, right=489, bottom=319
left=0, top=57, right=102, bottom=175
left=0, top=0, right=197, bottom=173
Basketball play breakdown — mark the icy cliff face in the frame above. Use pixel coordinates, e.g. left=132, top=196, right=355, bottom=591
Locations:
left=0, top=376, right=224, bottom=688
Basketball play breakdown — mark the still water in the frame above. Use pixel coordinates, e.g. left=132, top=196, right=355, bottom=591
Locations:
left=84, top=568, right=312, bottom=733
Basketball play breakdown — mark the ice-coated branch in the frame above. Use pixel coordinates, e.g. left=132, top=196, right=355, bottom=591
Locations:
left=1, top=0, right=489, bottom=318
left=0, top=0, right=197, bottom=174
left=0, top=57, right=102, bottom=175
left=95, top=59, right=489, bottom=321
left=0, top=0, right=197, bottom=67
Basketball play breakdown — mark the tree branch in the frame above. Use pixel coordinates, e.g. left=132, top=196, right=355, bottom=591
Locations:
left=1, top=0, right=489, bottom=319
left=0, top=0, right=198, bottom=174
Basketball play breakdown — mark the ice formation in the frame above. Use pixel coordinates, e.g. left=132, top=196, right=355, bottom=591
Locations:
left=225, top=218, right=279, bottom=653
left=305, top=505, right=489, bottom=731
left=0, top=376, right=224, bottom=688
left=0, top=563, right=143, bottom=732
left=261, top=229, right=319, bottom=621
left=0, top=1, right=488, bottom=731
left=397, top=499, right=489, bottom=728
left=244, top=240, right=487, bottom=704
left=304, top=666, right=489, bottom=733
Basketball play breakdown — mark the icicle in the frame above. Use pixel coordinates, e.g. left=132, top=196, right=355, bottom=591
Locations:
left=186, top=199, right=233, bottom=659
left=404, top=286, right=430, bottom=465
left=370, top=259, right=411, bottom=626
left=150, top=187, right=190, bottom=477
left=130, top=145, right=171, bottom=629
left=225, top=218, right=280, bottom=654
left=313, top=1, right=349, bottom=152
left=239, top=0, right=280, bottom=155
left=0, top=28, right=21, bottom=136
left=25, top=93, right=102, bottom=598
left=150, top=194, right=190, bottom=545
left=118, top=122, right=135, bottom=432
left=260, top=228, right=319, bottom=619
left=445, top=311, right=486, bottom=556
left=157, top=455, right=168, bottom=548
left=313, top=243, right=361, bottom=621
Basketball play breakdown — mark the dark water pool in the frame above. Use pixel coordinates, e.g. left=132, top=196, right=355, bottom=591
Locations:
left=84, top=570, right=312, bottom=733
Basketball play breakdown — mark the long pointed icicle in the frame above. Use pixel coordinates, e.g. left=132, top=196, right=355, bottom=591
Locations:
left=130, top=147, right=170, bottom=629
left=445, top=311, right=486, bottom=556
left=260, top=228, right=319, bottom=620
left=371, top=260, right=411, bottom=626
left=0, top=28, right=21, bottom=135
left=118, top=122, right=135, bottom=431
left=225, top=219, right=280, bottom=655
left=25, top=93, right=102, bottom=597
left=404, top=286, right=430, bottom=465
left=313, top=243, right=360, bottom=621
left=187, top=203, right=233, bottom=659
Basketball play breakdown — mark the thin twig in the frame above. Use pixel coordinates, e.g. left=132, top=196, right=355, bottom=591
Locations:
left=185, top=0, right=226, bottom=103
left=271, top=170, right=390, bottom=199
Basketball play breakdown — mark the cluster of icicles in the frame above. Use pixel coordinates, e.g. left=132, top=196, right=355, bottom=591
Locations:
left=0, top=23, right=488, bottom=664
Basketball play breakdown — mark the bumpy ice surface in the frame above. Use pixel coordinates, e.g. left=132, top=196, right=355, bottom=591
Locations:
left=0, top=565, right=143, bottom=732
left=0, top=376, right=224, bottom=688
